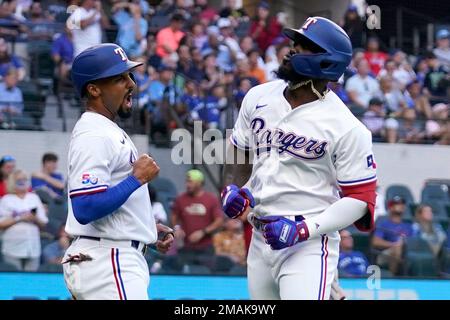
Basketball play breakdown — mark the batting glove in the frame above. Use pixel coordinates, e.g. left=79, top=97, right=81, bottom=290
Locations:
left=221, top=184, right=255, bottom=219
left=258, top=216, right=310, bottom=250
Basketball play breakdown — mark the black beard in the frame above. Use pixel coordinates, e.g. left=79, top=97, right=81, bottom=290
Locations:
left=118, top=107, right=132, bottom=119
left=275, top=59, right=311, bottom=84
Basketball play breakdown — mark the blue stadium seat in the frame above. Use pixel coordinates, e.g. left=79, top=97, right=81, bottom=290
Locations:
left=0, top=261, right=19, bottom=272
left=421, top=184, right=450, bottom=204
left=405, top=237, right=439, bottom=277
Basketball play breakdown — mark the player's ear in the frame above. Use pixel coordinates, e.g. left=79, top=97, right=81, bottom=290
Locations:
left=86, top=83, right=101, bottom=98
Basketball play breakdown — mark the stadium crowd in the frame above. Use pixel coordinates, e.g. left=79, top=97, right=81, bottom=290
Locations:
left=0, top=0, right=448, bottom=144
left=0, top=1, right=450, bottom=277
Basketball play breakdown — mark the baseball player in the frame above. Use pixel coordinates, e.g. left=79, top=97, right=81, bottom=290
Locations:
left=62, top=43, right=174, bottom=300
left=222, top=17, right=377, bottom=300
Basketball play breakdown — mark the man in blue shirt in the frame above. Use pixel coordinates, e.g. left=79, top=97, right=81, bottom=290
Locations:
left=0, top=67, right=23, bottom=129
left=371, top=196, right=412, bottom=275
left=338, top=229, right=370, bottom=276
left=31, top=153, right=65, bottom=198
left=112, top=1, right=148, bottom=58
left=51, top=25, right=74, bottom=82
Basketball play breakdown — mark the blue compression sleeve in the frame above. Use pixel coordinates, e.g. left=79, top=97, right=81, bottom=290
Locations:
left=71, top=175, right=142, bottom=225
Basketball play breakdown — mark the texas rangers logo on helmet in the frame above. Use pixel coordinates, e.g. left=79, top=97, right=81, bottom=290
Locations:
left=114, top=47, right=128, bottom=61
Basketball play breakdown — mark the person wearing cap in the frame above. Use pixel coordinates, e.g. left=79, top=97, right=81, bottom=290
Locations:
left=371, top=195, right=412, bottom=275
left=424, top=51, right=449, bottom=105
left=340, top=4, right=364, bottom=49
left=361, top=97, right=386, bottom=142
left=170, top=169, right=224, bottom=267
left=249, top=1, right=282, bottom=52
left=63, top=43, right=174, bottom=300
left=433, top=29, right=450, bottom=72
left=0, top=155, right=16, bottom=197
left=217, top=17, right=243, bottom=59
left=155, top=13, right=185, bottom=59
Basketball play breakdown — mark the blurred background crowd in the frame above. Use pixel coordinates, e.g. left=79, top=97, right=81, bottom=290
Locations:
left=0, top=0, right=449, bottom=279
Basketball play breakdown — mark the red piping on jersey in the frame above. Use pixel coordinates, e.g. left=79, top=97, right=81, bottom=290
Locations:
left=340, top=180, right=377, bottom=232
left=111, top=248, right=123, bottom=300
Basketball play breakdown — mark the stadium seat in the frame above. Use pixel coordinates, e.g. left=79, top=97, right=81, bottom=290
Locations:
left=211, top=255, right=236, bottom=273
left=405, top=237, right=439, bottom=277
left=0, top=261, right=19, bottom=272
left=421, top=184, right=450, bottom=204
left=228, top=264, right=247, bottom=276
left=351, top=232, right=371, bottom=259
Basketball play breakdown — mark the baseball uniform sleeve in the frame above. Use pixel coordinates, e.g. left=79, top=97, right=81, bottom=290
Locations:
left=333, top=126, right=377, bottom=231
left=68, top=135, right=116, bottom=198
left=230, top=90, right=254, bottom=151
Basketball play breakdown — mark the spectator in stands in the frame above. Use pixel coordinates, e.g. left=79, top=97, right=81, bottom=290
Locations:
left=26, top=1, right=54, bottom=41
left=202, top=25, right=235, bottom=72
left=68, top=0, right=108, bottom=57
left=219, top=0, right=248, bottom=23
left=148, top=185, right=168, bottom=224
left=425, top=103, right=449, bottom=142
left=234, top=77, right=252, bottom=109
left=405, top=79, right=432, bottom=120
left=340, top=4, right=364, bottom=49
left=181, top=79, right=202, bottom=128
left=0, top=67, right=23, bottom=129
left=200, top=84, right=226, bottom=130
left=264, top=44, right=289, bottom=82
left=424, top=51, right=449, bottom=104
left=112, top=1, right=148, bottom=58
left=397, top=108, right=426, bottom=144
left=200, top=52, right=221, bottom=91
left=390, top=50, right=416, bottom=90
left=361, top=97, right=387, bottom=142
left=433, top=29, right=450, bottom=72
left=217, top=17, right=243, bottom=59
left=42, top=223, right=70, bottom=265
left=194, top=0, right=218, bottom=26
left=338, top=229, right=370, bottom=276
left=191, top=21, right=208, bottom=50
left=155, top=13, right=185, bottom=60
left=412, top=205, right=447, bottom=257
left=248, top=1, right=281, bottom=53
left=0, top=155, right=15, bottom=197
left=51, top=25, right=74, bottom=85
left=170, top=169, right=224, bottom=266
left=377, top=75, right=407, bottom=116
left=345, top=59, right=381, bottom=112
left=0, top=37, right=25, bottom=81
left=371, top=195, right=412, bottom=275
left=148, top=64, right=181, bottom=140
left=414, top=58, right=429, bottom=86
left=213, top=218, right=246, bottom=266
left=31, top=152, right=65, bottom=198
left=364, top=37, right=388, bottom=77
left=234, top=57, right=259, bottom=88
left=328, top=76, right=350, bottom=105
left=0, top=169, right=48, bottom=271
left=247, top=49, right=266, bottom=84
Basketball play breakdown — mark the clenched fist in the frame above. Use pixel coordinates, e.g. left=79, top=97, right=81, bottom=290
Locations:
left=132, top=154, right=160, bottom=184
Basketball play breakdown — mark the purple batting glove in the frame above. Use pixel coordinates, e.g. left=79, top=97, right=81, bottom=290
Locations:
left=221, top=184, right=255, bottom=219
left=258, top=216, right=310, bottom=250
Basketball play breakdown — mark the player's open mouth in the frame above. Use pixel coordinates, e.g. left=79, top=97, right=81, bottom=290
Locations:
left=124, top=92, right=133, bottom=109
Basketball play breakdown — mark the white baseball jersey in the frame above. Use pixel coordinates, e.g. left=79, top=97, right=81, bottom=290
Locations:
left=65, top=111, right=157, bottom=244
left=231, top=80, right=377, bottom=218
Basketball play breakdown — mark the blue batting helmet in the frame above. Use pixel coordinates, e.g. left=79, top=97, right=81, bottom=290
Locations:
left=71, top=43, right=143, bottom=96
left=282, top=17, right=353, bottom=81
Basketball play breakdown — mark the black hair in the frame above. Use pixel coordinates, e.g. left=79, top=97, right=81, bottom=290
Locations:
left=42, top=152, right=58, bottom=164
